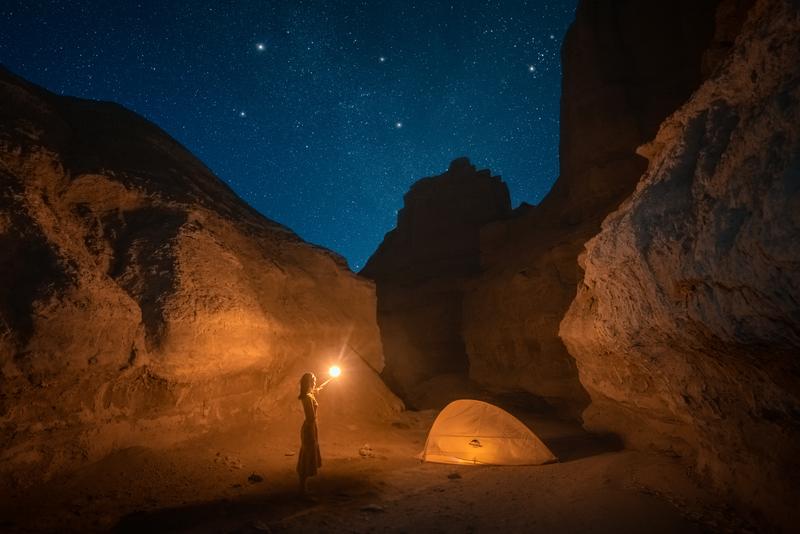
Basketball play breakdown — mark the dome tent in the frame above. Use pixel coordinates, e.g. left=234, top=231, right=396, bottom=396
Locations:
left=420, top=399, right=557, bottom=465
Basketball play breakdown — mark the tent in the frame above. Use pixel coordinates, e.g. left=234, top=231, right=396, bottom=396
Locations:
left=419, top=399, right=557, bottom=465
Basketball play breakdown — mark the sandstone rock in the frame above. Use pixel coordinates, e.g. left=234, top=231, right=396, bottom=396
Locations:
left=249, top=519, right=272, bottom=532
left=560, top=0, right=800, bottom=527
left=360, top=503, right=386, bottom=513
left=361, top=158, right=511, bottom=402
left=462, top=0, right=725, bottom=414
left=0, top=67, right=402, bottom=487
left=701, top=0, right=755, bottom=78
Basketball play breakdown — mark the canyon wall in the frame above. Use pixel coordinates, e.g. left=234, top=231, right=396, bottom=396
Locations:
left=560, top=0, right=800, bottom=527
left=364, top=1, right=734, bottom=414
left=0, top=67, right=401, bottom=489
left=462, top=0, right=724, bottom=413
left=361, top=158, right=511, bottom=403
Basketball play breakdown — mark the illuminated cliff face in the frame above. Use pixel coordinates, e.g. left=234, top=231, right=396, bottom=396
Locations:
left=0, top=67, right=401, bottom=486
left=560, top=0, right=800, bottom=528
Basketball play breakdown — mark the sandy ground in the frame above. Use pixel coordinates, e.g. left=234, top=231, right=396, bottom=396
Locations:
left=0, top=401, right=757, bottom=533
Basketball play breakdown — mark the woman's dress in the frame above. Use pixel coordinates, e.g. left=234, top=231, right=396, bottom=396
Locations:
left=297, top=393, right=322, bottom=478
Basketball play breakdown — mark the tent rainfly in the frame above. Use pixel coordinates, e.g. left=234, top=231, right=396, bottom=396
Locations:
left=420, top=399, right=557, bottom=465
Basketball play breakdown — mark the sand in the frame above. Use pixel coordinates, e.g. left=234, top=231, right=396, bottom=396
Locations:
left=0, top=399, right=756, bottom=533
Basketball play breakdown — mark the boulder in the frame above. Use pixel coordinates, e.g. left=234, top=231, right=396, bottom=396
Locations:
left=560, top=0, right=800, bottom=527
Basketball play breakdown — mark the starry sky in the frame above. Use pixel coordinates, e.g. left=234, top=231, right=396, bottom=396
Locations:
left=1, top=0, right=578, bottom=270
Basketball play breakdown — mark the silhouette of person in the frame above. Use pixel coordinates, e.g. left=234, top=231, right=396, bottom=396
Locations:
left=297, top=372, right=322, bottom=496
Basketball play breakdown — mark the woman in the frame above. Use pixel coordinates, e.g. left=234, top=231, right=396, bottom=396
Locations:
left=297, top=372, right=322, bottom=496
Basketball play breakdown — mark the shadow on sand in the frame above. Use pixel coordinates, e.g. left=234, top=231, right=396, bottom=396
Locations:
left=114, top=472, right=375, bottom=533
left=545, top=431, right=623, bottom=463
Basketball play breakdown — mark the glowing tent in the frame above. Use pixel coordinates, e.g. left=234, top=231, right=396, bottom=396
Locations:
left=420, top=399, right=557, bottom=465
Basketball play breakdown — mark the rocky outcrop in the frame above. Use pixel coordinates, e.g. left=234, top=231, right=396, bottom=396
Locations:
left=0, top=67, right=402, bottom=488
left=462, top=1, right=725, bottom=414
left=361, top=158, right=511, bottom=403
left=560, top=0, right=800, bottom=527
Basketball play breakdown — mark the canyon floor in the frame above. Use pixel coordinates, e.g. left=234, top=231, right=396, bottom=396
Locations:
left=0, top=386, right=756, bottom=534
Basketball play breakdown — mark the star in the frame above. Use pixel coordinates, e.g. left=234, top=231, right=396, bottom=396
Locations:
left=5, top=0, right=578, bottom=270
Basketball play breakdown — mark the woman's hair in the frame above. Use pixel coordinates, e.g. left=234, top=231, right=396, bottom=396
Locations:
left=298, top=372, right=315, bottom=399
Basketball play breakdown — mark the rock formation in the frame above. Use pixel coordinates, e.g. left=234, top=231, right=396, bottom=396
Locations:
left=364, top=2, right=737, bottom=415
left=464, top=1, right=727, bottom=414
left=560, top=0, right=800, bottom=528
left=361, top=158, right=511, bottom=403
left=0, top=67, right=401, bottom=488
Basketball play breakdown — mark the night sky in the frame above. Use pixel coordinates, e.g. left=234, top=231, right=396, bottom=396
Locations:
left=1, top=1, right=578, bottom=270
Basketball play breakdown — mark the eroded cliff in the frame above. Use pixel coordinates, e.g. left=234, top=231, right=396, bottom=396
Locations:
left=0, top=67, right=401, bottom=489
left=560, top=0, right=800, bottom=527
left=462, top=0, right=725, bottom=414
left=361, top=158, right=511, bottom=404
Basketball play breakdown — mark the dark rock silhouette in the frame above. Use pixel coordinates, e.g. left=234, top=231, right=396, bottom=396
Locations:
left=361, top=158, right=511, bottom=403
left=0, top=66, right=401, bottom=488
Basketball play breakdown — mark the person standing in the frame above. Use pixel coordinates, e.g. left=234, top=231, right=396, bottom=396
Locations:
left=297, top=372, right=322, bottom=496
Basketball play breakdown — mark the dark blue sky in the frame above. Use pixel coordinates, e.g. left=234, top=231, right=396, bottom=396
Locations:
left=1, top=0, right=577, bottom=270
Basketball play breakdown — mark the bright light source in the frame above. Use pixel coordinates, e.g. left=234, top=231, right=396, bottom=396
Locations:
left=329, top=366, right=341, bottom=378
